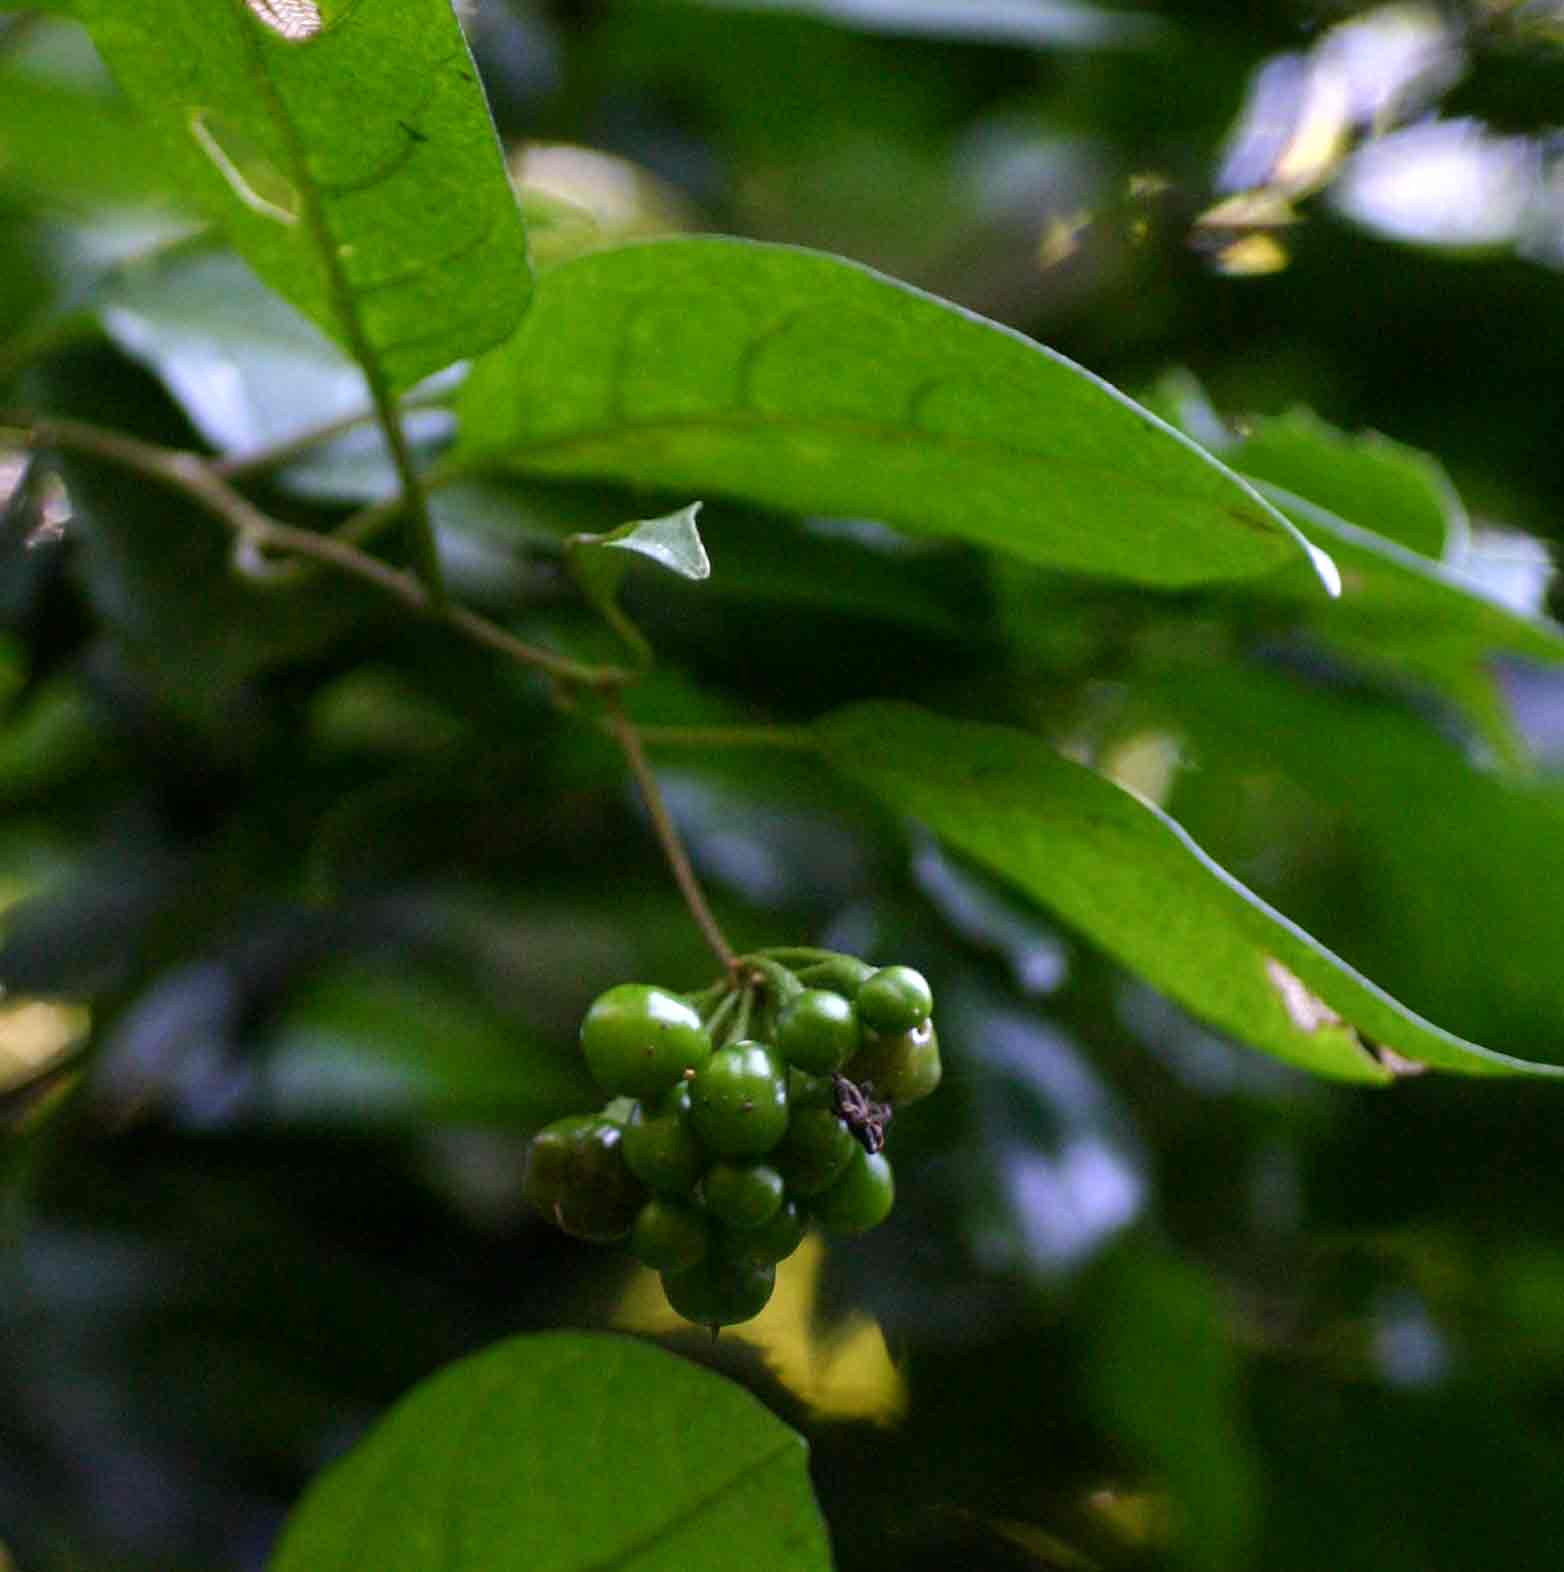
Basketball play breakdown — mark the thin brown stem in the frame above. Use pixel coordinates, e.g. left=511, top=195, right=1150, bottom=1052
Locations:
left=633, top=723, right=819, bottom=752
left=210, top=386, right=450, bottom=485
left=2, top=410, right=628, bottom=692
left=605, top=696, right=737, bottom=974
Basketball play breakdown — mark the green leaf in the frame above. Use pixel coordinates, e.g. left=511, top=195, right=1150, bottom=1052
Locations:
left=96, top=248, right=452, bottom=499
left=0, top=66, right=175, bottom=209
left=73, top=0, right=530, bottom=392
left=1254, top=485, right=1564, bottom=765
left=567, top=502, right=709, bottom=664
left=456, top=237, right=1328, bottom=590
left=1148, top=374, right=1564, bottom=761
left=258, top=968, right=596, bottom=1128
left=815, top=701, right=1564, bottom=1081
left=269, top=1332, right=833, bottom=1572
left=1233, top=406, right=1461, bottom=561
left=1140, top=665, right=1564, bottom=1062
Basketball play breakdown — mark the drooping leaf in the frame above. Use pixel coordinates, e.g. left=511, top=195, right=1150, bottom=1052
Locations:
left=1253, top=485, right=1563, bottom=764
left=269, top=1332, right=833, bottom=1572
left=1140, top=664, right=1564, bottom=1062
left=73, top=0, right=531, bottom=392
left=1148, top=374, right=1564, bottom=761
left=815, top=701, right=1564, bottom=1081
left=1234, top=407, right=1461, bottom=561
left=455, top=237, right=1329, bottom=590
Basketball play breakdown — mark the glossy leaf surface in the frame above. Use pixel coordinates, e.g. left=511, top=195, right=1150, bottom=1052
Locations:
left=73, top=0, right=530, bottom=390
left=457, top=237, right=1323, bottom=589
left=816, top=701, right=1564, bottom=1081
left=270, top=1332, right=832, bottom=1572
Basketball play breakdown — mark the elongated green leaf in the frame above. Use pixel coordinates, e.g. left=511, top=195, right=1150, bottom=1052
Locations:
left=270, top=1332, right=833, bottom=1572
left=456, top=237, right=1327, bottom=589
left=1233, top=406, right=1461, bottom=561
left=1255, top=486, right=1564, bottom=764
left=1149, top=375, right=1563, bottom=759
left=816, top=702, right=1564, bottom=1081
left=73, top=0, right=530, bottom=391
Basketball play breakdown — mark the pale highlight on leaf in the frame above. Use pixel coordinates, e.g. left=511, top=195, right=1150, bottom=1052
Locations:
left=243, top=0, right=322, bottom=41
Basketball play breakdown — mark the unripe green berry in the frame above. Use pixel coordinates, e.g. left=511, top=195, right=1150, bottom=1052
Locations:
left=773, top=1105, right=857, bottom=1196
left=796, top=955, right=875, bottom=997
left=662, top=1255, right=776, bottom=1329
left=580, top=983, right=712, bottom=1100
left=690, top=1041, right=789, bottom=1157
left=700, top=1160, right=785, bottom=1230
left=847, top=1018, right=942, bottom=1106
left=629, top=1198, right=709, bottom=1273
left=523, top=1115, right=646, bottom=1243
left=856, top=966, right=933, bottom=1034
left=776, top=989, right=862, bottom=1075
left=623, top=1081, right=704, bottom=1196
left=725, top=1198, right=807, bottom=1267
left=811, top=1146, right=895, bottom=1235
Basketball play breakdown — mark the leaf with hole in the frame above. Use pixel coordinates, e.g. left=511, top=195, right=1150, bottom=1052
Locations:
left=268, top=1331, right=833, bottom=1572
left=815, top=701, right=1564, bottom=1082
left=456, top=237, right=1330, bottom=590
left=72, top=0, right=530, bottom=392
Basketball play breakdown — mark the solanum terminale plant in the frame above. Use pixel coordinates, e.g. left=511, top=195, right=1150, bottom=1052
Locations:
left=5, top=1, right=1564, bottom=1569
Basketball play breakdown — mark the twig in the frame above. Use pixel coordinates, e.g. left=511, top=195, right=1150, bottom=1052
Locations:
left=210, top=385, right=450, bottom=484
left=633, top=723, right=819, bottom=752
left=2, top=411, right=628, bottom=692
left=604, top=696, right=737, bottom=974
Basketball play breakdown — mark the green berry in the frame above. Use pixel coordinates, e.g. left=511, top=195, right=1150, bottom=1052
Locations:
left=856, top=966, right=933, bottom=1035
left=690, top=1041, right=789, bottom=1157
left=776, top=989, right=861, bottom=1075
left=629, top=1198, right=709, bottom=1273
left=773, top=1105, right=857, bottom=1196
left=700, top=1160, right=785, bottom=1229
left=622, top=1082, right=704, bottom=1196
left=787, top=1067, right=835, bottom=1107
left=662, top=1255, right=776, bottom=1329
left=796, top=955, right=875, bottom=997
left=726, top=1198, right=807, bottom=1266
left=580, top=983, right=712, bottom=1100
left=811, top=1146, right=895, bottom=1234
left=523, top=1115, right=646, bottom=1243
left=847, top=1018, right=942, bottom=1106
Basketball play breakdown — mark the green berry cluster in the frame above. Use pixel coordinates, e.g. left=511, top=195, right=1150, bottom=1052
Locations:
left=523, top=950, right=940, bottom=1330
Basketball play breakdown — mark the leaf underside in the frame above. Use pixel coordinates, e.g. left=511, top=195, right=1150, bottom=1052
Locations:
left=74, top=0, right=531, bottom=391
left=817, top=702, right=1564, bottom=1083
left=457, top=236, right=1322, bottom=589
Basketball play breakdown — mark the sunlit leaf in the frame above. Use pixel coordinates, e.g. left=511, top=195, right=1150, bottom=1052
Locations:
left=269, top=1332, right=833, bottom=1572
left=816, top=701, right=1564, bottom=1080
left=73, top=0, right=530, bottom=391
left=456, top=237, right=1327, bottom=589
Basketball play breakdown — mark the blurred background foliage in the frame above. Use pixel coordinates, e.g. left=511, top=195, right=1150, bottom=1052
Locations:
left=5, top=0, right=1564, bottom=1568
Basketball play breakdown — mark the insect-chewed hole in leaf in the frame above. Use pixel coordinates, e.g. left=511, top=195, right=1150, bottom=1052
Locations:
left=242, top=0, right=324, bottom=40
left=188, top=111, right=300, bottom=225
